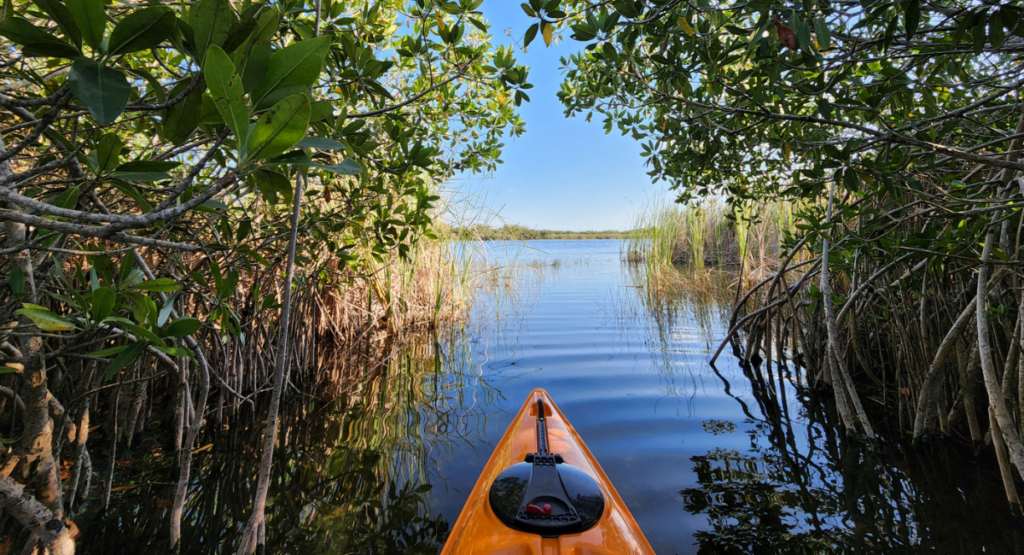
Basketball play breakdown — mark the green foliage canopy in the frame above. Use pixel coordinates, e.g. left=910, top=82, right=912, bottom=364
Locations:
left=0, top=0, right=530, bottom=368
left=520, top=0, right=1023, bottom=208
left=0, top=1, right=530, bottom=548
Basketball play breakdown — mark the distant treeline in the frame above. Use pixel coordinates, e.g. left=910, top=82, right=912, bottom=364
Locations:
left=447, top=225, right=634, bottom=241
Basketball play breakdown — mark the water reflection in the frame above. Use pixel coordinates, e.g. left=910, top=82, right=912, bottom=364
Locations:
left=78, top=330, right=491, bottom=554
left=83, top=240, right=1024, bottom=554
left=683, top=358, right=1024, bottom=554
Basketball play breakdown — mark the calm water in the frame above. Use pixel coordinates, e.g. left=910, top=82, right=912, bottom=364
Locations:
left=83, top=239, right=1022, bottom=554
left=430, top=239, right=744, bottom=551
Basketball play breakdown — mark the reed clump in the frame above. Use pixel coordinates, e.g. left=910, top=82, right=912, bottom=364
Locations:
left=624, top=198, right=798, bottom=291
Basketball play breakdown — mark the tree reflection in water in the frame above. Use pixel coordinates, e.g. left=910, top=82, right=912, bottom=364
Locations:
left=684, top=359, right=1024, bottom=554
left=75, top=332, right=489, bottom=554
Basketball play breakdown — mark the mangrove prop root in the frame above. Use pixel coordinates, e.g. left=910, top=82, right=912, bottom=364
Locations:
left=236, top=170, right=307, bottom=555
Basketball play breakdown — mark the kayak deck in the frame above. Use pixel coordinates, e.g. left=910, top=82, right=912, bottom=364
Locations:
left=441, top=389, right=655, bottom=554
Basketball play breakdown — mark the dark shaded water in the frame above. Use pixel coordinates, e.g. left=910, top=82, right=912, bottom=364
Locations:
left=82, top=240, right=1023, bottom=554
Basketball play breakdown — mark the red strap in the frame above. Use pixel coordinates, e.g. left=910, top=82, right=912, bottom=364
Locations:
left=526, top=503, right=552, bottom=515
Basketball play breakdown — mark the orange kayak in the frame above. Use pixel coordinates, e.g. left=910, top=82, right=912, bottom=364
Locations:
left=441, top=389, right=655, bottom=554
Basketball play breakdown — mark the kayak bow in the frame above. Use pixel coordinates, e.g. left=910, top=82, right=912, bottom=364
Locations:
left=441, top=389, right=655, bottom=554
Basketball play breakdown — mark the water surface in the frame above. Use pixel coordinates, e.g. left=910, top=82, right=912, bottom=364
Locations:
left=430, top=239, right=741, bottom=551
left=426, top=240, right=1020, bottom=553
left=84, top=239, right=1022, bottom=554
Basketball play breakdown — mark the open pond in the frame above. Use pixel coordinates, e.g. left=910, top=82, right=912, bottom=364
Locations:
left=82, top=240, right=1022, bottom=554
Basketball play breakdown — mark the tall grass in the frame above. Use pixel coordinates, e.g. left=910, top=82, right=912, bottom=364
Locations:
left=624, top=197, right=797, bottom=291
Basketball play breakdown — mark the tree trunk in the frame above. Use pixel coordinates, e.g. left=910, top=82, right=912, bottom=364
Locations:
left=977, top=215, right=1024, bottom=477
left=0, top=133, right=73, bottom=554
left=236, top=170, right=306, bottom=555
left=820, top=180, right=874, bottom=438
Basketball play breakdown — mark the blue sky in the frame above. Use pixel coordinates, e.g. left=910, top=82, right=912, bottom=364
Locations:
left=450, top=2, right=662, bottom=232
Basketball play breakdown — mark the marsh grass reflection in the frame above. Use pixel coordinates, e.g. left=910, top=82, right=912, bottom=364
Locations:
left=616, top=258, right=1024, bottom=553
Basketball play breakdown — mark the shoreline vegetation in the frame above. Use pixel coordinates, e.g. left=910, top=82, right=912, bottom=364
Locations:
left=0, top=0, right=530, bottom=552
left=531, top=0, right=1024, bottom=517
left=446, top=224, right=632, bottom=241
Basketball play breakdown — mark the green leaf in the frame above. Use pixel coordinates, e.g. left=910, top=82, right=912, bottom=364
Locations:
left=15, top=304, right=77, bottom=332
left=205, top=45, right=251, bottom=147
left=10, top=267, right=25, bottom=297
left=189, top=271, right=209, bottom=289
left=112, top=160, right=179, bottom=181
left=105, top=340, right=147, bottom=379
left=252, top=84, right=307, bottom=113
left=115, top=161, right=180, bottom=172
left=199, top=93, right=223, bottom=124
left=244, top=94, right=310, bottom=163
left=296, top=137, right=345, bottom=150
left=133, top=277, right=180, bottom=292
left=0, top=17, right=80, bottom=58
left=91, top=285, right=116, bottom=323
left=111, top=171, right=172, bottom=182
left=990, top=11, right=1006, bottom=48
left=309, top=100, right=334, bottom=123
left=250, top=168, right=289, bottom=204
left=814, top=18, right=830, bottom=49
left=33, top=0, right=83, bottom=49
left=118, top=254, right=136, bottom=284
left=797, top=21, right=812, bottom=52
left=50, top=185, right=81, bottom=209
left=524, top=23, right=538, bottom=47
left=163, top=317, right=202, bottom=337
left=68, top=57, right=130, bottom=125
left=156, top=292, right=177, bottom=327
left=221, top=270, right=238, bottom=298
left=317, top=159, right=364, bottom=175
left=223, top=5, right=259, bottom=53
left=250, top=36, right=330, bottom=109
left=191, top=0, right=233, bottom=64
left=151, top=344, right=195, bottom=357
left=843, top=168, right=861, bottom=191
left=239, top=40, right=271, bottom=93
left=126, top=323, right=165, bottom=346
left=65, top=0, right=105, bottom=50
left=163, top=79, right=205, bottom=145
left=85, top=344, right=128, bottom=357
left=905, top=0, right=920, bottom=37
left=108, top=6, right=175, bottom=56
left=264, top=152, right=363, bottom=175
left=96, top=133, right=123, bottom=172
left=255, top=7, right=280, bottom=40
left=972, top=17, right=987, bottom=55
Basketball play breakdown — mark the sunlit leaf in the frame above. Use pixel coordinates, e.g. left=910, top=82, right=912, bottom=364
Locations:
left=250, top=36, right=330, bottom=108
left=15, top=304, right=77, bottom=332
left=205, top=46, right=251, bottom=147
left=245, top=94, right=310, bottom=163
left=133, top=278, right=180, bottom=292
left=191, top=0, right=232, bottom=64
